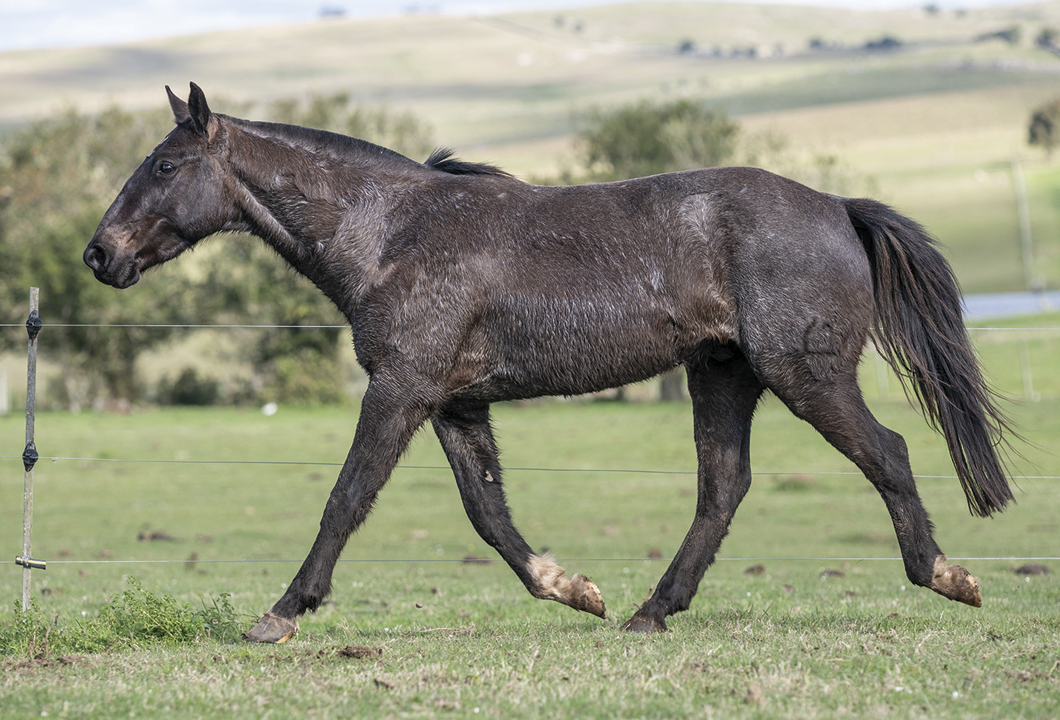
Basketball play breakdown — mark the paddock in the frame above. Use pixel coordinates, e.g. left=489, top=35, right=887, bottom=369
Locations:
left=3, top=316, right=1059, bottom=716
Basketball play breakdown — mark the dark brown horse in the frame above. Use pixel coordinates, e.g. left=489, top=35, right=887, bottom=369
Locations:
left=85, top=84, right=1014, bottom=642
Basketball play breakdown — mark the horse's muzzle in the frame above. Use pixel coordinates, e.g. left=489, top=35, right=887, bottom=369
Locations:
left=83, top=239, right=141, bottom=289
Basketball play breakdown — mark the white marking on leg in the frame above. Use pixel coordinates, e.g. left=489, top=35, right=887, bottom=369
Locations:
left=525, top=554, right=606, bottom=617
left=526, top=554, right=569, bottom=601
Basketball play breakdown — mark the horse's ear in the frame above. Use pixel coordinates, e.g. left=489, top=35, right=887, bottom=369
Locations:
left=187, top=82, right=217, bottom=139
left=167, top=85, right=190, bottom=124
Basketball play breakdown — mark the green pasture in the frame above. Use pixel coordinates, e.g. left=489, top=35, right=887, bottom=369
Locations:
left=2, top=316, right=1059, bottom=718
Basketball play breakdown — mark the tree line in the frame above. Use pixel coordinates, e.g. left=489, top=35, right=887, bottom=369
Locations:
left=1, top=93, right=863, bottom=410
left=0, top=94, right=432, bottom=411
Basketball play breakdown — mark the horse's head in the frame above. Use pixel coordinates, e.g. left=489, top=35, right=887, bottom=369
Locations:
left=84, top=83, right=231, bottom=288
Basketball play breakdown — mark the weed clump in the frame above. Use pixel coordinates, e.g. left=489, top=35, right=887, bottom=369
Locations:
left=0, top=578, right=241, bottom=658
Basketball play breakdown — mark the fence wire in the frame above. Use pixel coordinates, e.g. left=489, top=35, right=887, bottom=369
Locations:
left=5, top=453, right=1057, bottom=567
left=5, top=320, right=1058, bottom=570
left=2, top=455, right=1058, bottom=481
left=36, top=556, right=1060, bottom=566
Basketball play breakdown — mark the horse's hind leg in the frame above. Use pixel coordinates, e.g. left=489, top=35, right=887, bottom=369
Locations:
left=431, top=402, right=606, bottom=618
left=622, top=350, right=764, bottom=632
left=768, top=368, right=982, bottom=607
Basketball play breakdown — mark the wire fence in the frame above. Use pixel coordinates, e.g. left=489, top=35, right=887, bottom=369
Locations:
left=6, top=456, right=1058, bottom=568
left=3, top=455, right=1060, bottom=481
left=7, top=312, right=1060, bottom=577
left=16, top=554, right=1060, bottom=568
left=3, top=318, right=1059, bottom=412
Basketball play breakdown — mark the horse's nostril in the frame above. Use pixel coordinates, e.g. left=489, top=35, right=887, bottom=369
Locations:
left=83, top=244, right=107, bottom=271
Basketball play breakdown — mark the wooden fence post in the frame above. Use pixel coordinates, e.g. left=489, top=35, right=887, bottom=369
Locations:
left=16, top=288, right=46, bottom=611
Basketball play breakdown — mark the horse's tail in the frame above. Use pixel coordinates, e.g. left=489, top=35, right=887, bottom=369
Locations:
left=844, top=197, right=1015, bottom=518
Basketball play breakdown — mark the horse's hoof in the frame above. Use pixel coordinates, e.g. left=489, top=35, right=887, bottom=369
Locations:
left=569, top=574, right=607, bottom=618
left=929, top=555, right=982, bottom=608
left=620, top=614, right=667, bottom=633
left=243, top=612, right=299, bottom=643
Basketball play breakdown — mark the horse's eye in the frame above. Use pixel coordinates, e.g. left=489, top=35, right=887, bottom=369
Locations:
left=156, top=160, right=176, bottom=176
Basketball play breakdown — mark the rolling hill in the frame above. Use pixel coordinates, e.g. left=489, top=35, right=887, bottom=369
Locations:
left=4, top=1, right=1060, bottom=291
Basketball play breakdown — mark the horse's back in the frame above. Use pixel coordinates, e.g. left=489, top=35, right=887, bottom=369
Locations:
left=576, top=167, right=875, bottom=355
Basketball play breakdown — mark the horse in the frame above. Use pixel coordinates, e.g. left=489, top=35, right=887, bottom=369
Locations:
left=85, top=83, right=1014, bottom=642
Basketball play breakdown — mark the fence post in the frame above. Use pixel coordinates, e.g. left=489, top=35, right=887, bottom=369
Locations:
left=1018, top=338, right=1040, bottom=402
left=16, top=288, right=46, bottom=612
left=873, top=347, right=889, bottom=401
left=1011, top=152, right=1037, bottom=291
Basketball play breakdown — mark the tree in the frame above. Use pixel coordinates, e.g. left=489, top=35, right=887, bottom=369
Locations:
left=0, top=94, right=435, bottom=408
left=1036, top=27, right=1060, bottom=55
left=577, top=98, right=739, bottom=182
left=0, top=105, right=191, bottom=409
left=193, top=238, right=349, bottom=406
left=975, top=26, right=1021, bottom=45
left=1029, top=98, right=1060, bottom=156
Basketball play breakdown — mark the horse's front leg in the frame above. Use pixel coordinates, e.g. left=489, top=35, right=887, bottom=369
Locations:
left=243, top=377, right=435, bottom=643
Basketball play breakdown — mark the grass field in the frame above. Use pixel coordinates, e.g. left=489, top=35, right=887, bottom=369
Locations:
left=2, top=316, right=1059, bottom=717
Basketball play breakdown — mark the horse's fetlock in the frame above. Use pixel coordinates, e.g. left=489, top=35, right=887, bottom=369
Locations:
left=904, top=562, right=935, bottom=589
left=525, top=555, right=607, bottom=618
left=670, top=596, right=692, bottom=614
left=302, top=593, right=325, bottom=613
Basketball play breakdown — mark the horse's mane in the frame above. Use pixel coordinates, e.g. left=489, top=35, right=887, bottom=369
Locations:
left=229, top=119, right=512, bottom=180
left=424, top=148, right=512, bottom=178
left=229, top=117, right=418, bottom=167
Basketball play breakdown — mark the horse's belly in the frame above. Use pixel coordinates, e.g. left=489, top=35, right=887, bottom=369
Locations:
left=451, top=302, right=684, bottom=400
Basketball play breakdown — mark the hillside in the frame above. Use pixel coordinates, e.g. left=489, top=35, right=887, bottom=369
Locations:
left=4, top=1, right=1060, bottom=291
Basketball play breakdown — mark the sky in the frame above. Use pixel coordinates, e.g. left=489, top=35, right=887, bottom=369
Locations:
left=0, top=0, right=1044, bottom=52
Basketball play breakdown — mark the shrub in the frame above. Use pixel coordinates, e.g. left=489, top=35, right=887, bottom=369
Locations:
left=156, top=367, right=220, bottom=406
left=0, top=578, right=242, bottom=658
left=1028, top=98, right=1060, bottom=156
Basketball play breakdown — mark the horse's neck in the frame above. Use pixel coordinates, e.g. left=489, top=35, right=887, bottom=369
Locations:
left=227, top=123, right=355, bottom=248
left=226, top=121, right=398, bottom=312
